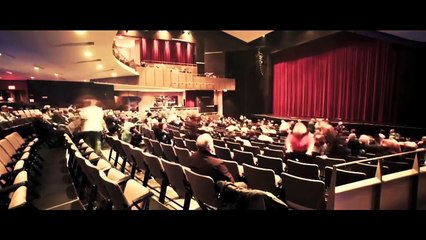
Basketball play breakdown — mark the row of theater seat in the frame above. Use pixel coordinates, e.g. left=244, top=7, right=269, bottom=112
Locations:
left=65, top=134, right=154, bottom=210
left=0, top=131, right=42, bottom=209
left=105, top=134, right=288, bottom=210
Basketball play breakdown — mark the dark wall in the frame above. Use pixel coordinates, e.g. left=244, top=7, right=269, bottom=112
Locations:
left=393, top=44, right=426, bottom=127
left=250, top=31, right=339, bottom=54
left=224, top=49, right=262, bottom=118
left=205, top=52, right=226, bottom=76
left=27, top=80, right=115, bottom=109
left=195, top=31, right=251, bottom=77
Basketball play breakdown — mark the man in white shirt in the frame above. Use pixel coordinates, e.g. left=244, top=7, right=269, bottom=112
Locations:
left=79, top=99, right=107, bottom=154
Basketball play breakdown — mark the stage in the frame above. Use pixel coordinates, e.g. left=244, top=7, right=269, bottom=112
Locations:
left=251, top=114, right=426, bottom=140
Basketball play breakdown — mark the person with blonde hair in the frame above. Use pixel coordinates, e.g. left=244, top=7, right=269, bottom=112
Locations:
left=285, top=122, right=315, bottom=155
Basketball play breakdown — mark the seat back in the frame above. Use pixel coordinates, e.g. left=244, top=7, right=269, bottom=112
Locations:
left=281, top=172, right=325, bottom=210
left=0, top=146, right=13, bottom=167
left=84, top=160, right=110, bottom=199
left=214, top=145, right=232, bottom=160
left=142, top=137, right=154, bottom=154
left=350, top=162, right=390, bottom=178
left=185, top=139, right=198, bottom=152
left=172, top=137, right=185, bottom=148
left=104, top=135, right=115, bottom=150
left=99, top=170, right=128, bottom=210
left=142, top=152, right=165, bottom=185
left=243, top=145, right=261, bottom=157
left=5, top=135, right=21, bottom=150
left=171, top=129, right=181, bottom=138
left=287, top=152, right=314, bottom=163
left=161, top=159, right=189, bottom=198
left=314, top=156, right=346, bottom=173
left=0, top=139, right=17, bottom=157
left=226, top=141, right=241, bottom=152
left=267, top=144, right=284, bottom=151
left=120, top=141, right=135, bottom=166
left=257, top=155, right=284, bottom=175
left=149, top=139, right=164, bottom=158
left=11, top=132, right=25, bottom=146
left=161, top=143, right=178, bottom=162
left=325, top=167, right=367, bottom=187
left=129, top=147, right=148, bottom=172
left=286, top=159, right=320, bottom=180
left=263, top=148, right=285, bottom=161
left=213, top=139, right=226, bottom=147
left=174, top=146, right=192, bottom=167
left=383, top=160, right=411, bottom=174
left=243, top=164, right=278, bottom=194
left=233, top=149, right=256, bottom=166
left=251, top=141, right=266, bottom=150
left=221, top=159, right=241, bottom=181
left=184, top=169, right=218, bottom=209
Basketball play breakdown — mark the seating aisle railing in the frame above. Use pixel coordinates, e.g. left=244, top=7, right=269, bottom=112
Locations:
left=327, top=148, right=426, bottom=210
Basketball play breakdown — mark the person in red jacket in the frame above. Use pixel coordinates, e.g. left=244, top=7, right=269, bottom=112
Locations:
left=285, top=122, right=315, bottom=156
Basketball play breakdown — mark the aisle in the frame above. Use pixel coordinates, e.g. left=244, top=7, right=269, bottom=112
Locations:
left=31, top=146, right=84, bottom=210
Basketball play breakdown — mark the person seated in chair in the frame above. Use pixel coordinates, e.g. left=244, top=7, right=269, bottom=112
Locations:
left=187, top=133, right=235, bottom=183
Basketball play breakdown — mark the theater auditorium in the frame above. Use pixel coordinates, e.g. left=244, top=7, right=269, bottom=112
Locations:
left=0, top=30, right=425, bottom=210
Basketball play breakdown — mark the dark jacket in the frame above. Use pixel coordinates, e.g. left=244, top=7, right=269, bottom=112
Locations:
left=188, top=150, right=234, bottom=182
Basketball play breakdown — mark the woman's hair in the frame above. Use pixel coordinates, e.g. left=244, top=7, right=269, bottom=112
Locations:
left=292, top=122, right=307, bottom=135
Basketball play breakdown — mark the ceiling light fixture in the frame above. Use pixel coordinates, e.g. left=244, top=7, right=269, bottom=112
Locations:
left=34, top=66, right=40, bottom=71
left=97, top=64, right=103, bottom=70
left=74, top=31, right=87, bottom=35
left=54, top=73, right=59, bottom=77
left=6, top=71, right=13, bottom=75
left=30, top=76, right=34, bottom=79
left=84, top=50, right=93, bottom=58
left=111, top=72, right=117, bottom=77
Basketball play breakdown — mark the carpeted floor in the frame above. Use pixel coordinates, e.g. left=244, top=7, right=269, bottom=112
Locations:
left=32, top=146, right=84, bottom=210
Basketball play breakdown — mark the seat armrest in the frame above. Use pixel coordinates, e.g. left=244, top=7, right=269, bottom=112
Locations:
left=117, top=176, right=131, bottom=186
left=129, top=191, right=154, bottom=210
left=0, top=169, right=23, bottom=180
left=0, top=182, right=27, bottom=195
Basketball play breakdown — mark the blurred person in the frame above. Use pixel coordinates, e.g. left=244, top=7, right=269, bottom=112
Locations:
left=1, top=105, right=16, bottom=121
left=153, top=122, right=171, bottom=144
left=307, top=119, right=316, bottom=134
left=285, top=122, right=314, bottom=155
left=319, top=121, right=350, bottom=158
left=79, top=99, right=108, bottom=154
left=335, top=121, right=346, bottom=134
left=121, top=117, right=135, bottom=143
left=313, top=133, right=327, bottom=155
left=389, top=129, right=400, bottom=141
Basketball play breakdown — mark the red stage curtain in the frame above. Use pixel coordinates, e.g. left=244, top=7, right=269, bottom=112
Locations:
left=140, top=38, right=194, bottom=64
left=273, top=40, right=398, bottom=124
